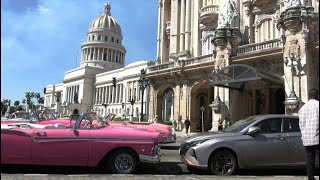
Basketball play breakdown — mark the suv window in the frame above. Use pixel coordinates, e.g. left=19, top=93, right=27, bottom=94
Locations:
left=286, top=118, right=300, bottom=132
left=256, top=118, right=283, bottom=134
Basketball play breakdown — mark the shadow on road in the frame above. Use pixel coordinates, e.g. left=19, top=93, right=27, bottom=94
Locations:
left=1, top=163, right=318, bottom=176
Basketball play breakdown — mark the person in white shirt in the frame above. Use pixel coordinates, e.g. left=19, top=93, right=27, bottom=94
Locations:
left=298, top=88, right=319, bottom=180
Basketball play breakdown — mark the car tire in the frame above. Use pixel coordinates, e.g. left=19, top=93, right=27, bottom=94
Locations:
left=208, top=150, right=237, bottom=175
left=108, top=149, right=139, bottom=174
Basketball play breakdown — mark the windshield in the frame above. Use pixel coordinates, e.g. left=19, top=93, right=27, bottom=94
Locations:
left=103, top=113, right=116, bottom=121
left=37, top=111, right=56, bottom=121
left=223, top=116, right=257, bottom=133
left=75, top=113, right=108, bottom=129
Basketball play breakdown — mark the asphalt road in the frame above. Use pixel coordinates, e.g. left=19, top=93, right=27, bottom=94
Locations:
left=1, top=149, right=319, bottom=180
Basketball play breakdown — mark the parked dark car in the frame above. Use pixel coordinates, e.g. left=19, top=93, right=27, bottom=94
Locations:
left=179, top=114, right=319, bottom=175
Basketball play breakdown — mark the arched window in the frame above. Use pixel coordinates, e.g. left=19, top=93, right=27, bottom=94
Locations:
left=104, top=36, right=108, bottom=41
left=92, top=35, right=95, bottom=41
left=111, top=37, right=114, bottom=42
left=116, top=39, right=119, bottom=43
left=98, top=35, right=101, bottom=41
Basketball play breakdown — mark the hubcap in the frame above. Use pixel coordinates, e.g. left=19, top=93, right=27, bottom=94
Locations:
left=114, top=153, right=135, bottom=173
left=213, top=153, right=233, bottom=174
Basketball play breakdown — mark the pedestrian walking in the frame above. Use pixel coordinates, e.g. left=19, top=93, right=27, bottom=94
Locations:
left=184, top=117, right=190, bottom=136
left=298, top=88, right=319, bottom=180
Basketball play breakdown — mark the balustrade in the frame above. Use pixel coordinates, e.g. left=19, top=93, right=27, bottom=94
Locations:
left=237, top=38, right=281, bottom=54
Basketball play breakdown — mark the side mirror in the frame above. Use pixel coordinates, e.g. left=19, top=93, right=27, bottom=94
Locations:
left=247, top=126, right=260, bottom=135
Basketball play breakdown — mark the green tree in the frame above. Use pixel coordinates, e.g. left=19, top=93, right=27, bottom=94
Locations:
left=14, top=101, right=20, bottom=107
left=14, top=101, right=20, bottom=112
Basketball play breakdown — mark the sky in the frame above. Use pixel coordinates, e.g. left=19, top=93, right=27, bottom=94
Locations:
left=1, top=0, right=158, bottom=104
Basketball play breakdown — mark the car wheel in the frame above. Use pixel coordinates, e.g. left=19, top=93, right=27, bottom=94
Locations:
left=108, top=149, right=139, bottom=174
left=209, top=150, right=237, bottom=175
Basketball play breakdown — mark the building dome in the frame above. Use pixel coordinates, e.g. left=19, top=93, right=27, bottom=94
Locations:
left=80, top=1, right=126, bottom=71
left=89, top=2, right=121, bottom=34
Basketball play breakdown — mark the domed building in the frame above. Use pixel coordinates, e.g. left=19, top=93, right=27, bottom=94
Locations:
left=44, top=1, right=154, bottom=120
left=80, top=2, right=125, bottom=71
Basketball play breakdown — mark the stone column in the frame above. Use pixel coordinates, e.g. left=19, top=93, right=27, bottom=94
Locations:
left=156, top=0, right=162, bottom=62
left=185, top=0, right=191, bottom=52
left=179, top=0, right=186, bottom=53
left=169, top=0, right=179, bottom=55
left=276, top=3, right=318, bottom=114
left=147, top=82, right=155, bottom=122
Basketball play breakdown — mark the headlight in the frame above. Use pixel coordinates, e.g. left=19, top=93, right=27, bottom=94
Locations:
left=189, top=139, right=209, bottom=147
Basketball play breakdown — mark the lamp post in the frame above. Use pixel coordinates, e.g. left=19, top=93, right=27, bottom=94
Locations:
left=200, top=106, right=205, bottom=133
left=139, top=68, right=148, bottom=122
left=284, top=52, right=300, bottom=113
left=129, top=96, right=136, bottom=121
left=102, top=103, right=108, bottom=116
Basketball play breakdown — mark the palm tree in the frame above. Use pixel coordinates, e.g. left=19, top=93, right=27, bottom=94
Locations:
left=14, top=101, right=20, bottom=111
left=25, top=92, right=32, bottom=110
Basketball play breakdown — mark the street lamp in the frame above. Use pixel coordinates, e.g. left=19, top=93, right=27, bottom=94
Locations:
left=129, top=96, right=136, bottom=121
left=139, top=68, right=148, bottom=122
left=284, top=51, right=300, bottom=113
left=102, top=103, right=108, bottom=116
left=200, top=106, right=205, bottom=133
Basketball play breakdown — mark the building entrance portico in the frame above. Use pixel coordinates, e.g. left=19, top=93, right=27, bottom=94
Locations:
left=211, top=64, right=286, bottom=129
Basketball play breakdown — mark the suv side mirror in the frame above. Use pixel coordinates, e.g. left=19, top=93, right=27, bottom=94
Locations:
left=247, top=126, right=260, bottom=135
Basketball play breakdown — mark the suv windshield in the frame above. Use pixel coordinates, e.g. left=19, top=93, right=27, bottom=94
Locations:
left=223, top=116, right=257, bottom=133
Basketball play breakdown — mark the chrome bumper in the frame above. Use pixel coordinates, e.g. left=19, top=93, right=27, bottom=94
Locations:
left=139, top=154, right=161, bottom=163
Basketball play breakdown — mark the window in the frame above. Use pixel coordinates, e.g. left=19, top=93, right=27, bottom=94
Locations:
left=256, top=118, right=283, bottom=134
left=103, top=53, right=106, bottom=61
left=286, top=118, right=300, bottom=132
left=105, top=36, right=108, bottom=41
left=92, top=35, right=95, bottom=41
left=111, top=37, right=114, bottom=42
left=116, top=39, right=119, bottom=43
left=98, top=35, right=101, bottom=41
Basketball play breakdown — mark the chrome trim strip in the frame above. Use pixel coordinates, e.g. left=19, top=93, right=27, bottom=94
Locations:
left=2, top=129, right=155, bottom=143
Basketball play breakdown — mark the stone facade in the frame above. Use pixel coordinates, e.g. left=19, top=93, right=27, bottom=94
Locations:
left=148, top=0, right=319, bottom=132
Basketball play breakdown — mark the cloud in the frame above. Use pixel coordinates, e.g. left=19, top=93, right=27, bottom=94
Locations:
left=37, top=5, right=51, bottom=15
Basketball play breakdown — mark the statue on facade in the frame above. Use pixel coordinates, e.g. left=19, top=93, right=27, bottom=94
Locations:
left=217, top=0, right=240, bottom=29
left=282, top=0, right=302, bottom=11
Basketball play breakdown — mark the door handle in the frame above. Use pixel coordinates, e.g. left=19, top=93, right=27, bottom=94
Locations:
left=35, top=131, right=46, bottom=136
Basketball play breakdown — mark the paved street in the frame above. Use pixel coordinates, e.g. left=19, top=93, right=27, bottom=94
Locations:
left=1, top=148, right=319, bottom=180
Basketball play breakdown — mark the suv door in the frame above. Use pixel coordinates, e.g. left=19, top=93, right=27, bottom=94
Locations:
left=284, top=117, right=305, bottom=165
left=246, top=117, right=289, bottom=166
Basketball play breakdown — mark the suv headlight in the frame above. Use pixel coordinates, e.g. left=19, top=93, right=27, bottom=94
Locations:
left=189, top=139, right=209, bottom=147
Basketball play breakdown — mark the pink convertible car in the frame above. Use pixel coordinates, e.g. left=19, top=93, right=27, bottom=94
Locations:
left=1, top=113, right=161, bottom=174
left=103, top=114, right=176, bottom=143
